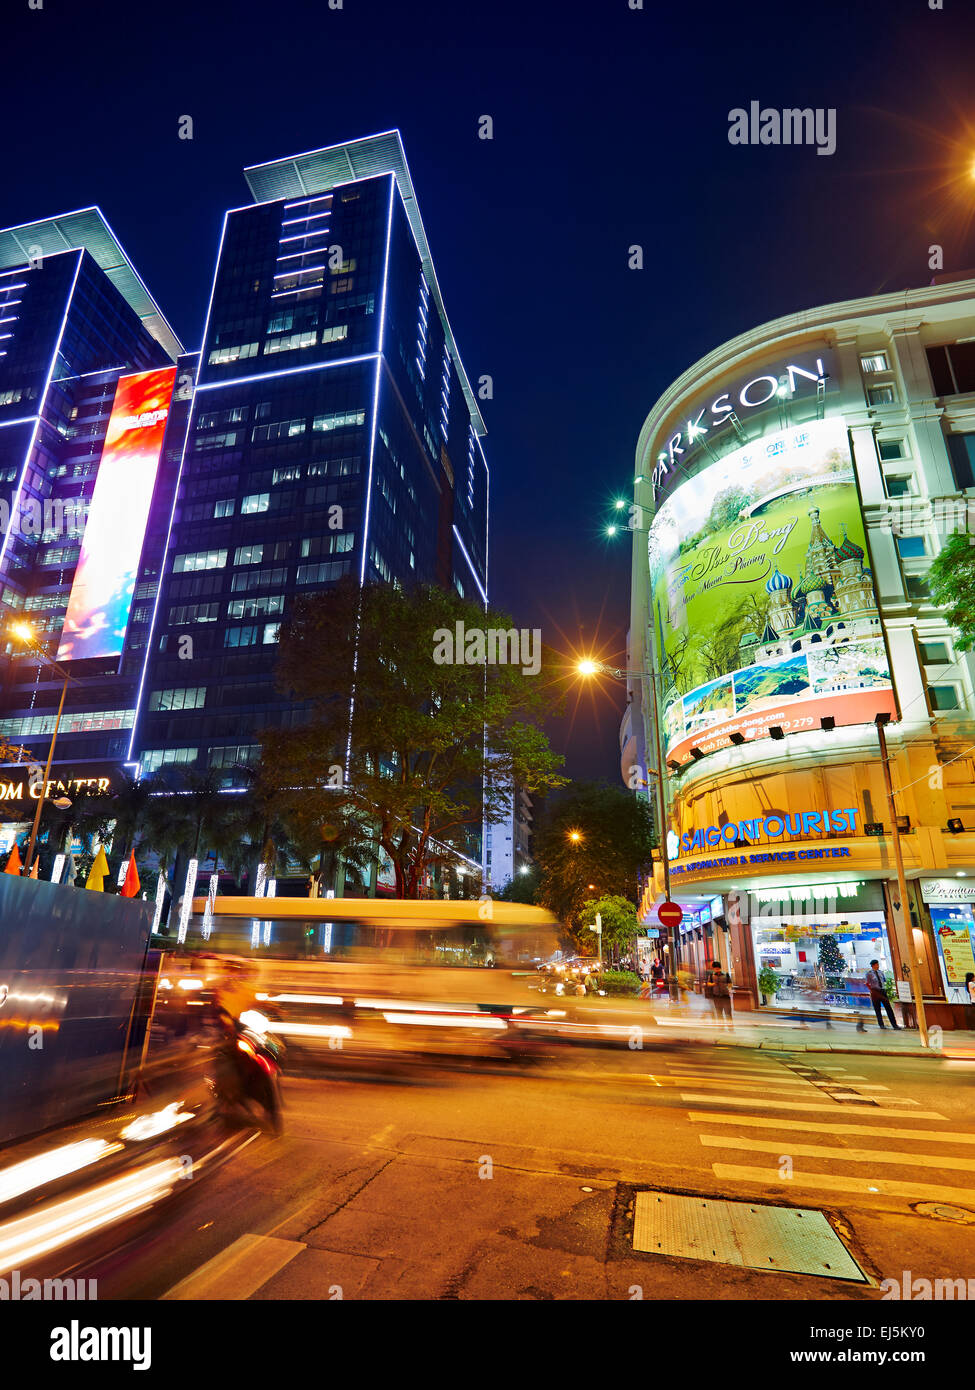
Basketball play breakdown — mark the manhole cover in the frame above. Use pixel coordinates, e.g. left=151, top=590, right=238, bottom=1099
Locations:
left=915, top=1202, right=975, bottom=1225
left=632, top=1191, right=866, bottom=1281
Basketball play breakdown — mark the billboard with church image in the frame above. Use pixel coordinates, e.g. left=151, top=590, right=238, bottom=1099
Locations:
left=647, top=419, right=896, bottom=765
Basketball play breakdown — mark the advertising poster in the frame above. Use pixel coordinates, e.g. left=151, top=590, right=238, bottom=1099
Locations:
left=58, top=366, right=177, bottom=663
left=648, top=419, right=897, bottom=763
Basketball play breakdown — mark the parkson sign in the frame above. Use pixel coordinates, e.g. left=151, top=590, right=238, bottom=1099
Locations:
left=650, top=353, right=830, bottom=496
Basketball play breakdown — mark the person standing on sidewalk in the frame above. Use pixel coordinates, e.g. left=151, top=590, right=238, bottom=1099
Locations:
left=865, top=959, right=900, bottom=1029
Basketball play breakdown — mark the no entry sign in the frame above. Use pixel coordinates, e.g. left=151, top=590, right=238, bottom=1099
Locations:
left=657, top=900, right=683, bottom=930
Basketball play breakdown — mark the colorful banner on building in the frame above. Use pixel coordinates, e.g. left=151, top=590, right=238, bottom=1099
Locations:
left=648, top=419, right=897, bottom=764
left=57, top=366, right=176, bottom=663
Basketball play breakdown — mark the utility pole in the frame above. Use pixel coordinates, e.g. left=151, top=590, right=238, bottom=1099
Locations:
left=876, top=715, right=928, bottom=1047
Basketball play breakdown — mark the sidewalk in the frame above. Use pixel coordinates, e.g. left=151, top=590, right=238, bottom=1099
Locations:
left=592, top=990, right=975, bottom=1057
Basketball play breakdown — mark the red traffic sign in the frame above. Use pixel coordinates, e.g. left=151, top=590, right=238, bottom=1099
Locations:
left=657, top=900, right=683, bottom=930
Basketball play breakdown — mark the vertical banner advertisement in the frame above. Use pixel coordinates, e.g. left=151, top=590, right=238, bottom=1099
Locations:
left=648, top=419, right=897, bottom=764
left=57, top=366, right=177, bottom=663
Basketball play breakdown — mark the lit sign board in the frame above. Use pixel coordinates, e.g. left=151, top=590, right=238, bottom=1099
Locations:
left=0, top=776, right=111, bottom=802
left=651, top=352, right=831, bottom=497
left=649, top=419, right=897, bottom=766
left=679, top=808, right=859, bottom=856
left=58, top=367, right=177, bottom=662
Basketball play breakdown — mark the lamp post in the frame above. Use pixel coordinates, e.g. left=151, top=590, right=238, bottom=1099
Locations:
left=875, top=713, right=928, bottom=1046
left=8, top=622, right=75, bottom=876
left=576, top=659, right=676, bottom=966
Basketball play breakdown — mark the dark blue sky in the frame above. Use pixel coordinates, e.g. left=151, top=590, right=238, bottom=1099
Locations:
left=5, top=0, right=975, bottom=778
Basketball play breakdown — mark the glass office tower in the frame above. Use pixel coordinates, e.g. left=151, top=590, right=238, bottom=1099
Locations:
left=0, top=211, right=184, bottom=835
left=134, top=134, right=489, bottom=808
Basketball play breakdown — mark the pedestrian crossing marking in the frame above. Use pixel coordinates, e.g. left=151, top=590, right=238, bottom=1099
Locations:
left=667, top=1069, right=890, bottom=1092
left=699, top=1134, right=975, bottom=1172
left=711, top=1163, right=975, bottom=1205
left=654, top=1075, right=837, bottom=1095
left=686, top=1111, right=975, bottom=1143
left=679, top=1093, right=945, bottom=1118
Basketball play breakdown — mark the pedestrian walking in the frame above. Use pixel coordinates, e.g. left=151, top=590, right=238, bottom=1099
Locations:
left=708, top=961, right=734, bottom=1031
left=865, top=959, right=900, bottom=1029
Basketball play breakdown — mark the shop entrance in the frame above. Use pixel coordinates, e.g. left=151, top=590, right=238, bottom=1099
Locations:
left=753, top=916, right=892, bottom=1014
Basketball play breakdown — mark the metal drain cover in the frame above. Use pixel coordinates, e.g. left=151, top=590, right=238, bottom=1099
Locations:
left=632, top=1191, right=866, bottom=1281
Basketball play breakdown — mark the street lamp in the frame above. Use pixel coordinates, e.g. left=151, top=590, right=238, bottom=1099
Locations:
left=576, top=658, right=676, bottom=959
left=8, top=621, right=76, bottom=876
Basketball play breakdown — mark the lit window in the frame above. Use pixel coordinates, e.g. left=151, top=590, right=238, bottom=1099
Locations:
left=173, top=549, right=227, bottom=573
left=867, top=383, right=897, bottom=406
left=234, top=545, right=264, bottom=566
left=242, top=493, right=270, bottom=515
left=861, top=353, right=889, bottom=373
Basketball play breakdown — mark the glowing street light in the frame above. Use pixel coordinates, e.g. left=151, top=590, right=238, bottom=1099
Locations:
left=567, top=830, right=583, bottom=843
left=576, top=658, right=599, bottom=677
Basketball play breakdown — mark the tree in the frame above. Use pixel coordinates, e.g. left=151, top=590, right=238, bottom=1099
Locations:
left=496, top=866, right=540, bottom=905
left=262, top=579, right=567, bottom=898
left=576, top=893, right=639, bottom=960
left=533, top=782, right=655, bottom=928
left=818, top=933, right=844, bottom=976
left=929, top=534, right=975, bottom=651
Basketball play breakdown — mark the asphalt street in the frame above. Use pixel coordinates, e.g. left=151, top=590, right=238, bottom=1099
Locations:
left=80, top=1037, right=975, bottom=1301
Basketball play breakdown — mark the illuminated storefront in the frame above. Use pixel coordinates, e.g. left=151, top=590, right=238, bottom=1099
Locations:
left=630, top=277, right=975, bottom=1024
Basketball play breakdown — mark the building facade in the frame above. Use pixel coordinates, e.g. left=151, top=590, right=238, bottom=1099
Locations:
left=0, top=211, right=186, bottom=850
left=630, top=275, right=975, bottom=1024
left=0, top=136, right=490, bottom=892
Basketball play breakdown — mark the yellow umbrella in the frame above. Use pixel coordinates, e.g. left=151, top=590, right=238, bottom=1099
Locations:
left=86, top=845, right=110, bottom=891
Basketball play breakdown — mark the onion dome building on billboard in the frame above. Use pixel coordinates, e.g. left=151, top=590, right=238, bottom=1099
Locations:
left=629, top=274, right=975, bottom=1024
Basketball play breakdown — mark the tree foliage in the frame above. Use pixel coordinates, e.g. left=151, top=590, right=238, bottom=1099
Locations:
left=576, top=893, right=639, bottom=957
left=261, top=579, right=567, bottom=897
left=533, top=781, right=654, bottom=929
left=929, top=533, right=975, bottom=652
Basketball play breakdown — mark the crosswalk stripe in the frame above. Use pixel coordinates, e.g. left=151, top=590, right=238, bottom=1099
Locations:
left=711, top=1162, right=975, bottom=1204
left=679, top=1093, right=945, bottom=1118
left=666, top=1069, right=890, bottom=1092
left=160, top=1233, right=306, bottom=1301
left=686, top=1111, right=975, bottom=1143
left=699, top=1133, right=975, bottom=1172
left=653, top=1075, right=828, bottom=1094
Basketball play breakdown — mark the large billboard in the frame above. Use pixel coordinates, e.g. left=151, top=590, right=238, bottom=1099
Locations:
left=58, top=366, right=177, bottom=663
left=648, top=419, right=897, bottom=764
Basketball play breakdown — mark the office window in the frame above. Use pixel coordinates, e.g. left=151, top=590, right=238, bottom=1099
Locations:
left=313, top=409, right=365, bottom=432
left=263, top=623, right=280, bottom=644
left=242, top=493, right=270, bottom=515
left=264, top=330, right=317, bottom=356
left=252, top=418, right=307, bottom=444
left=230, top=566, right=288, bottom=592
left=272, top=466, right=302, bottom=485
left=296, top=559, right=350, bottom=585
left=224, top=625, right=259, bottom=648
left=861, top=352, right=890, bottom=373
left=208, top=744, right=261, bottom=769
left=173, top=549, right=227, bottom=573
left=227, top=594, right=284, bottom=619
left=867, top=383, right=897, bottom=406
left=905, top=574, right=931, bottom=600
left=142, top=747, right=198, bottom=774
left=213, top=498, right=235, bottom=518
left=300, top=533, right=354, bottom=559
left=877, top=439, right=905, bottom=461
left=148, top=686, right=207, bottom=712
left=168, top=602, right=219, bottom=624
left=929, top=684, right=962, bottom=711
left=920, top=640, right=951, bottom=664
left=234, top=544, right=264, bottom=566
left=946, top=435, right=975, bottom=490
left=896, top=536, right=927, bottom=558
left=321, top=325, right=349, bottom=345
left=927, top=342, right=975, bottom=396
left=207, top=342, right=258, bottom=366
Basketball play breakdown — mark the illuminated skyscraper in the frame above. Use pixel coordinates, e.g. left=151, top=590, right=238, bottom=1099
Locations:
left=0, top=211, right=186, bottom=820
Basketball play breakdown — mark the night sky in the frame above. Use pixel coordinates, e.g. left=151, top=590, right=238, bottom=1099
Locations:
left=5, top=0, right=975, bottom=780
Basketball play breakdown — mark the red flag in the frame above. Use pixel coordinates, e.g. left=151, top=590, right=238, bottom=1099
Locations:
left=120, top=851, right=140, bottom=898
left=4, top=843, right=22, bottom=875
